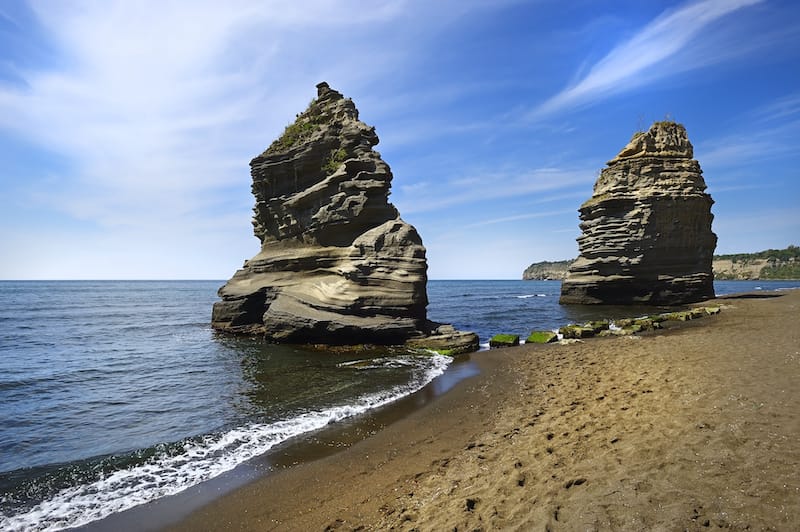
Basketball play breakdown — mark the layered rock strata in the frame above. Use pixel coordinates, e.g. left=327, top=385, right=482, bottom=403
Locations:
left=560, top=121, right=717, bottom=305
left=212, top=82, right=477, bottom=352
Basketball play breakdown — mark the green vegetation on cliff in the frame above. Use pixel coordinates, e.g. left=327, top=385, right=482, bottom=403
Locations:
left=322, top=147, right=348, bottom=175
left=713, top=245, right=799, bottom=280
left=270, top=119, right=320, bottom=152
left=760, top=263, right=800, bottom=279
left=714, top=245, right=800, bottom=263
left=267, top=97, right=331, bottom=153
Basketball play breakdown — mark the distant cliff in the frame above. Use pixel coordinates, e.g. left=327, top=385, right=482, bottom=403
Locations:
left=524, top=245, right=800, bottom=281
left=522, top=260, right=572, bottom=280
left=713, top=245, right=800, bottom=280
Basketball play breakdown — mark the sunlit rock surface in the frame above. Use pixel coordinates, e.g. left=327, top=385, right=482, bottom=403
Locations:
left=560, top=121, right=717, bottom=305
left=213, top=82, right=477, bottom=352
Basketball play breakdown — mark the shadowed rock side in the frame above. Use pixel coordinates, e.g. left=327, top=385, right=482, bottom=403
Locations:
left=213, top=82, right=477, bottom=352
left=560, top=121, right=717, bottom=305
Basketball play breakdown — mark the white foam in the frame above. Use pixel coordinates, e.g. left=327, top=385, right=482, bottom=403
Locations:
left=337, top=355, right=419, bottom=370
left=0, top=354, right=452, bottom=531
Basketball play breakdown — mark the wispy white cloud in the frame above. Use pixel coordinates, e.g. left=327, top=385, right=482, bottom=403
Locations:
left=695, top=107, right=800, bottom=169
left=1, top=0, right=795, bottom=279
left=460, top=208, right=575, bottom=230
left=0, top=1, right=486, bottom=277
left=0, top=1, right=503, bottom=267
left=712, top=207, right=800, bottom=253
left=0, top=6, right=19, bottom=26
left=705, top=183, right=763, bottom=195
left=751, top=92, right=800, bottom=123
left=2, top=4, right=265, bottom=226
left=396, top=167, right=593, bottom=214
left=2, top=0, right=544, bottom=278
left=697, top=138, right=779, bottom=170
left=532, top=0, right=764, bottom=118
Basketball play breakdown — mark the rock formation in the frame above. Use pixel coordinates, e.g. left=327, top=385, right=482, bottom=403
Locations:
left=212, top=82, right=477, bottom=352
left=559, top=121, right=717, bottom=305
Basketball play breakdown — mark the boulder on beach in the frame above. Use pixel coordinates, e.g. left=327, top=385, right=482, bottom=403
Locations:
left=558, top=325, right=596, bottom=339
left=526, top=331, right=558, bottom=344
left=212, top=82, right=477, bottom=352
left=490, top=334, right=520, bottom=348
left=560, top=121, right=717, bottom=305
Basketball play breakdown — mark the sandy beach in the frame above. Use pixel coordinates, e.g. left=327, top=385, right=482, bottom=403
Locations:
left=169, top=289, right=800, bottom=531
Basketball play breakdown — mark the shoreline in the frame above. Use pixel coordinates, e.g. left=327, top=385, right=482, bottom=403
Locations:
left=163, top=348, right=518, bottom=531
left=163, top=289, right=800, bottom=530
left=79, top=353, right=486, bottom=531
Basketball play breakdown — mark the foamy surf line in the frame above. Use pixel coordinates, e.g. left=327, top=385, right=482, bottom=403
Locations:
left=0, top=354, right=452, bottom=532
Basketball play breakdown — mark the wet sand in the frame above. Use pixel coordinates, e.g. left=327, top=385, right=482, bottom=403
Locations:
left=168, top=290, right=800, bottom=531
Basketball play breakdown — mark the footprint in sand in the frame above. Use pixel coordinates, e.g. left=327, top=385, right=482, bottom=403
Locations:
left=564, top=478, right=587, bottom=489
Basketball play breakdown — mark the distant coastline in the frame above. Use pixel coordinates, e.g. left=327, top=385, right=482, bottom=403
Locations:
left=523, top=244, right=800, bottom=281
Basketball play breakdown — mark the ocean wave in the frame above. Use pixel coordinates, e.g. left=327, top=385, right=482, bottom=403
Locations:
left=336, top=355, right=422, bottom=370
left=515, top=294, right=547, bottom=299
left=0, top=354, right=452, bottom=532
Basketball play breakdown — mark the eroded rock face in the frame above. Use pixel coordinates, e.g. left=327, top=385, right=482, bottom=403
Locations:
left=213, top=82, right=477, bottom=351
left=560, top=121, right=717, bottom=305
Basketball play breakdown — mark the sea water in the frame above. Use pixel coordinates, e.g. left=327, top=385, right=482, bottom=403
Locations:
left=1, top=279, right=797, bottom=530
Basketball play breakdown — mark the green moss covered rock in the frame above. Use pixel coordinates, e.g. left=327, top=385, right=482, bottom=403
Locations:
left=585, top=320, right=610, bottom=333
left=689, top=308, right=707, bottom=319
left=559, top=325, right=596, bottom=339
left=526, top=331, right=558, bottom=344
left=632, top=318, right=663, bottom=331
left=663, top=311, right=692, bottom=321
left=490, top=334, right=520, bottom=348
left=599, top=328, right=635, bottom=337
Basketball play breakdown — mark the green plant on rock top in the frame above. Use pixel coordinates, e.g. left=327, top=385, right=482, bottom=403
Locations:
left=267, top=98, right=331, bottom=153
left=269, top=119, right=321, bottom=152
left=652, top=114, right=683, bottom=129
left=322, top=147, right=348, bottom=175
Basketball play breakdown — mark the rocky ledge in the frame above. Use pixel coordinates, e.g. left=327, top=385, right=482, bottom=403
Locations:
left=212, top=82, right=477, bottom=353
left=560, top=121, right=717, bottom=305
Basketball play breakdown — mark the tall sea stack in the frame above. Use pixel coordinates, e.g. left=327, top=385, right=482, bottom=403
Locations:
left=560, top=121, right=717, bottom=305
left=212, top=83, right=477, bottom=352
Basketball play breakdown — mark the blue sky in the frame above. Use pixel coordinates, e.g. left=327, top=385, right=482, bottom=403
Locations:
left=1, top=0, right=798, bottom=280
